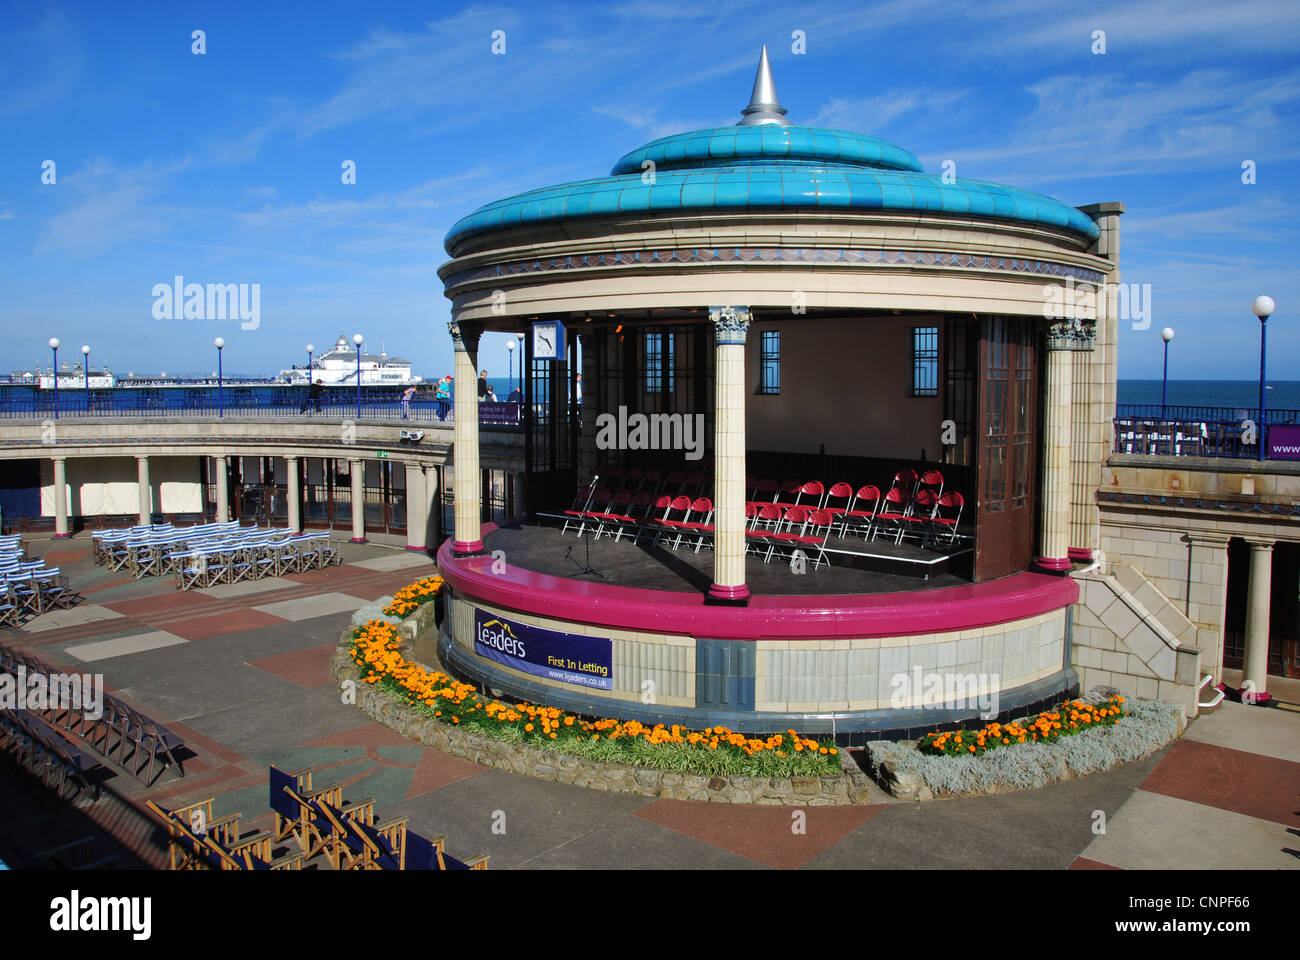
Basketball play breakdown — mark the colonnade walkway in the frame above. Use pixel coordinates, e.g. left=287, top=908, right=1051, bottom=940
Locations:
left=2, top=533, right=1297, bottom=870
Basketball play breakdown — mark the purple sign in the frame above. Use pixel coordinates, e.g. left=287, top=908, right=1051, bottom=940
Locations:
left=479, top=401, right=520, bottom=425
left=1268, top=424, right=1300, bottom=461
left=473, top=608, right=612, bottom=689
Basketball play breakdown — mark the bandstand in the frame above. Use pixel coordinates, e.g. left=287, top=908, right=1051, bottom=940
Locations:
left=430, top=48, right=1125, bottom=742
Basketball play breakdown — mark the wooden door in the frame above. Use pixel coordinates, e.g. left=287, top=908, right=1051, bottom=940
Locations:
left=974, top=316, right=1039, bottom=580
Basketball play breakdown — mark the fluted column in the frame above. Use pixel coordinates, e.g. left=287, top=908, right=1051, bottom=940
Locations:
left=450, top=320, right=485, bottom=555
left=1242, top=538, right=1274, bottom=705
left=52, top=456, right=70, bottom=538
left=214, top=456, right=230, bottom=521
left=708, top=306, right=750, bottom=603
left=405, top=461, right=426, bottom=552
left=1036, top=318, right=1093, bottom=572
left=286, top=456, right=301, bottom=532
left=350, top=459, right=366, bottom=543
left=136, top=455, right=151, bottom=526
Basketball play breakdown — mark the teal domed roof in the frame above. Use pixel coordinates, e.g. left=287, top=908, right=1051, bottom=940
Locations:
left=444, top=51, right=1099, bottom=254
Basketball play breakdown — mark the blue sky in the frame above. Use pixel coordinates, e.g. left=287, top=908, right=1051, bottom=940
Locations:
left=1, top=0, right=1297, bottom=382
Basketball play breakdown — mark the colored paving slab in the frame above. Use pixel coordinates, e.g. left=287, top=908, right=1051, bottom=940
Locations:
left=1, top=533, right=1297, bottom=871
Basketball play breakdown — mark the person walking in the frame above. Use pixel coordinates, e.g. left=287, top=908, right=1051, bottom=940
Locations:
left=401, top=384, right=417, bottom=419
left=300, top=378, right=324, bottom=415
left=478, top=369, right=490, bottom=399
left=435, top=375, right=451, bottom=420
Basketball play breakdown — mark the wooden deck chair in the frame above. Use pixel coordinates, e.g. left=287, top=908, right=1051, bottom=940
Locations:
left=268, top=764, right=348, bottom=845
left=342, top=812, right=410, bottom=870
left=278, top=780, right=375, bottom=868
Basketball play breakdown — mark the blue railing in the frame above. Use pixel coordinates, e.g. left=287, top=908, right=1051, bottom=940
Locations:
left=0, top=385, right=523, bottom=425
left=1113, top=408, right=1300, bottom=461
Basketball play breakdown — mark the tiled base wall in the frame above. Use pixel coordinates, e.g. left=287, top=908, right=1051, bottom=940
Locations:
left=443, top=589, right=1076, bottom=744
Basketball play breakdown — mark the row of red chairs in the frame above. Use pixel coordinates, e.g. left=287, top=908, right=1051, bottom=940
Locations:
left=563, top=489, right=717, bottom=553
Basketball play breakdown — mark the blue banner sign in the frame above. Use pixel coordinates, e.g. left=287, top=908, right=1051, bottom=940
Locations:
left=473, top=608, right=613, bottom=690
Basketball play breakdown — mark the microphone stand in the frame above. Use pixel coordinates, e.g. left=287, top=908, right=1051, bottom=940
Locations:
left=565, top=474, right=606, bottom=578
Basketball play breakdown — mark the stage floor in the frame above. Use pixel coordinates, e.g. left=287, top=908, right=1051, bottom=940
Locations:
left=485, top=523, right=968, bottom=596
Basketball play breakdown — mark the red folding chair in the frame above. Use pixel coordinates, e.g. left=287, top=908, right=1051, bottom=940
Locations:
left=890, top=468, right=919, bottom=498
left=823, top=482, right=852, bottom=523
left=682, top=497, right=714, bottom=553
left=927, top=491, right=965, bottom=546
left=872, top=488, right=911, bottom=544
left=776, top=480, right=802, bottom=505
left=918, top=469, right=944, bottom=499
left=768, top=506, right=811, bottom=562
left=749, top=478, right=779, bottom=508
left=561, top=482, right=592, bottom=535
left=898, top=488, right=938, bottom=545
left=746, top=504, right=781, bottom=558
left=841, top=484, right=881, bottom=538
left=576, top=487, right=613, bottom=538
left=798, top=481, right=825, bottom=509
left=593, top=489, right=634, bottom=540
left=651, top=496, right=693, bottom=549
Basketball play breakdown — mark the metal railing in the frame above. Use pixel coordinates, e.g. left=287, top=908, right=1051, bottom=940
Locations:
left=1113, top=407, right=1300, bottom=460
left=0, top=386, right=522, bottom=425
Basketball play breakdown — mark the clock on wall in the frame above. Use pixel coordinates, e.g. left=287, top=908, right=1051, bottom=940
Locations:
left=531, top=320, right=566, bottom=361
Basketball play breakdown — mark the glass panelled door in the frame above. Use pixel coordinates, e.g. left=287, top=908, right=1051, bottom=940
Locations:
left=975, top=316, right=1039, bottom=580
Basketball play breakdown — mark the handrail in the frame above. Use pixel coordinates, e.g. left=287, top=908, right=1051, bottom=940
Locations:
left=1198, top=674, right=1226, bottom=709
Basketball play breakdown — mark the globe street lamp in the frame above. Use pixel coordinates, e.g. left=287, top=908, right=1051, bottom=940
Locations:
left=1159, top=327, right=1174, bottom=416
left=353, top=333, right=364, bottom=420
left=506, top=338, right=517, bottom=396
left=1252, top=296, right=1275, bottom=461
left=214, top=337, right=226, bottom=419
left=306, top=343, right=314, bottom=378
left=81, top=344, right=91, bottom=411
left=48, top=338, right=60, bottom=419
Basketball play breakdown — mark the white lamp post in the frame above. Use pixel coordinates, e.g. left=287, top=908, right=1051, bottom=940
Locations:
left=214, top=337, right=226, bottom=418
left=353, top=334, right=364, bottom=419
left=1252, top=296, right=1275, bottom=461
left=48, top=338, right=60, bottom=419
left=1159, top=327, right=1174, bottom=415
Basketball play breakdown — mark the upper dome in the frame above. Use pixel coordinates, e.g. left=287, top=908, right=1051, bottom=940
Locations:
left=444, top=49, right=1100, bottom=253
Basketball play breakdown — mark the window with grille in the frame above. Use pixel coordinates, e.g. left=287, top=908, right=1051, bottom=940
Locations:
left=758, top=330, right=780, bottom=394
left=911, top=326, right=939, bottom=397
left=644, top=331, right=674, bottom=394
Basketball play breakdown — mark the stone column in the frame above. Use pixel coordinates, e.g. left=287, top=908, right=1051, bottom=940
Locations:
left=52, top=456, right=70, bottom=538
left=405, top=461, right=427, bottom=552
left=424, top=465, right=440, bottom=548
left=350, top=459, right=366, bottom=543
left=286, top=456, right=301, bottom=532
left=1036, top=318, right=1094, bottom=572
left=708, top=306, right=750, bottom=603
left=449, top=320, right=485, bottom=555
left=214, top=456, right=230, bottom=522
left=135, top=455, right=151, bottom=525
left=1242, top=538, right=1274, bottom=705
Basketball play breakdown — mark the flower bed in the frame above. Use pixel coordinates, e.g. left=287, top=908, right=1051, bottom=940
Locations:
left=383, top=576, right=444, bottom=618
left=867, top=694, right=1182, bottom=800
left=918, top=696, right=1127, bottom=757
left=349, top=618, right=839, bottom=778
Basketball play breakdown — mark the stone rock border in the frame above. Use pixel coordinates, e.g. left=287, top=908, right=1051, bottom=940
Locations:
left=332, top=627, right=875, bottom=805
left=334, top=622, right=1182, bottom=805
left=864, top=692, right=1185, bottom=801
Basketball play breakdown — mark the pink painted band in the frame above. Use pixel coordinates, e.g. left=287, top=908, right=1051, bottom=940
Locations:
left=404, top=545, right=428, bottom=553
left=1035, top=556, right=1073, bottom=572
left=708, top=583, right=751, bottom=602
left=1067, top=548, right=1094, bottom=562
left=440, top=524, right=1079, bottom=641
left=53, top=533, right=72, bottom=539
left=452, top=539, right=485, bottom=555
left=350, top=537, right=368, bottom=544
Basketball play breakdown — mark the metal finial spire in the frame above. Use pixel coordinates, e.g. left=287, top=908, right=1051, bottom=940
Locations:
left=737, top=45, right=792, bottom=126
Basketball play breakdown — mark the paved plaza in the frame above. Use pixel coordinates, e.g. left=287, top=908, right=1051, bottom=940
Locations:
left=2, top=533, right=1297, bottom=870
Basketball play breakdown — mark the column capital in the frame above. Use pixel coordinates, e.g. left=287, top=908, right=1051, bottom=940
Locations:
left=1046, top=316, right=1096, bottom=352
left=448, top=319, right=483, bottom=354
left=51, top=454, right=67, bottom=463
left=709, top=305, right=752, bottom=344
left=1244, top=537, right=1275, bottom=551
